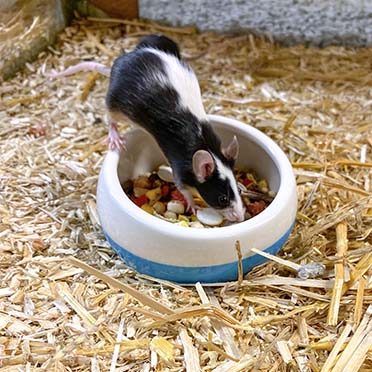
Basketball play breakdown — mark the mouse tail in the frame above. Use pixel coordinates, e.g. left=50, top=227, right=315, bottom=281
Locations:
left=42, top=62, right=111, bottom=78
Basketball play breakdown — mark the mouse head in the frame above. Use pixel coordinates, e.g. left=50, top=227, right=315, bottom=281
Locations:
left=192, top=136, right=245, bottom=222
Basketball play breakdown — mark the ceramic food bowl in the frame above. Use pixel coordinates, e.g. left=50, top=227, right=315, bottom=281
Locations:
left=96, top=115, right=297, bottom=283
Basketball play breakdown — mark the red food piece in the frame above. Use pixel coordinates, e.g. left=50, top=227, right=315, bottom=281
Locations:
left=242, top=178, right=253, bottom=187
left=247, top=200, right=267, bottom=216
left=161, top=184, right=170, bottom=198
left=132, top=194, right=148, bottom=207
left=171, top=189, right=187, bottom=208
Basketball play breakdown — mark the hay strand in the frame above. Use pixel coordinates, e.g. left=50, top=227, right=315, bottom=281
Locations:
left=320, top=322, right=353, bottom=372
left=195, top=283, right=241, bottom=360
left=67, top=256, right=174, bottom=314
left=179, top=328, right=200, bottom=372
left=235, top=241, right=243, bottom=285
left=327, top=222, right=348, bottom=325
left=332, top=305, right=372, bottom=372
left=354, top=277, right=366, bottom=328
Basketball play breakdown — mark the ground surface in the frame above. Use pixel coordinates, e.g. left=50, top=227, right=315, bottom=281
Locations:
left=140, top=0, right=372, bottom=46
left=0, top=18, right=371, bottom=371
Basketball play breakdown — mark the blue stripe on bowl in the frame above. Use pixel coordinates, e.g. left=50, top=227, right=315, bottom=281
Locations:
left=103, top=224, right=294, bottom=283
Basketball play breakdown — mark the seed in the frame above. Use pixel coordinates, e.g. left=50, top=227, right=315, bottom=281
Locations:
left=158, top=165, right=174, bottom=183
left=153, top=201, right=166, bottom=214
left=246, top=173, right=256, bottom=183
left=167, top=200, right=185, bottom=214
left=258, top=179, right=269, bottom=193
left=141, top=204, right=154, bottom=214
left=132, top=194, right=148, bottom=207
left=244, top=211, right=252, bottom=220
left=193, top=197, right=208, bottom=208
left=161, top=185, right=170, bottom=198
left=145, top=187, right=162, bottom=202
left=196, top=208, right=223, bottom=226
left=170, top=190, right=187, bottom=208
left=125, top=166, right=273, bottom=228
left=189, top=221, right=204, bottom=228
left=176, top=220, right=189, bottom=227
left=178, top=215, right=189, bottom=222
left=133, top=187, right=149, bottom=197
left=122, top=180, right=133, bottom=194
left=164, top=211, right=177, bottom=220
left=242, top=178, right=252, bottom=187
left=134, top=175, right=152, bottom=189
left=246, top=200, right=267, bottom=216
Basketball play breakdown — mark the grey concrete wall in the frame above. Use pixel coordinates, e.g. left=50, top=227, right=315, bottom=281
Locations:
left=139, top=0, right=372, bottom=46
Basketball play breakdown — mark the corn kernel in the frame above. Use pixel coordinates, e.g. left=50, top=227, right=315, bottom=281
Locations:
left=178, top=215, right=189, bottom=222
left=146, top=187, right=162, bottom=202
left=258, top=179, right=269, bottom=193
left=141, top=204, right=154, bottom=214
left=176, top=221, right=189, bottom=227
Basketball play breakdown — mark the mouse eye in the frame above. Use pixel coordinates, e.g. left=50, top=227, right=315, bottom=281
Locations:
left=218, top=194, right=229, bottom=207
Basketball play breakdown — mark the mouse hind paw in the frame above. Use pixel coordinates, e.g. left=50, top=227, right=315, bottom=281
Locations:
left=103, top=122, right=126, bottom=151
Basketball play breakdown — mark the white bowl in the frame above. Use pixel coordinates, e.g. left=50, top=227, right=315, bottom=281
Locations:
left=96, top=115, right=297, bottom=283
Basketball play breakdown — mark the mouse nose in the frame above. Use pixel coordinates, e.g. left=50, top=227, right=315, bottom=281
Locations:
left=223, top=207, right=245, bottom=222
left=232, top=210, right=245, bottom=222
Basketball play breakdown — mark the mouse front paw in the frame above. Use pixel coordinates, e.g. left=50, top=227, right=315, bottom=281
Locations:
left=179, top=189, right=200, bottom=215
left=187, top=204, right=201, bottom=215
left=103, top=123, right=126, bottom=151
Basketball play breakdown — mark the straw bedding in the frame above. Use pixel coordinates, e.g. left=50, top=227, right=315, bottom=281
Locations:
left=0, top=16, right=371, bottom=371
left=0, top=0, right=64, bottom=81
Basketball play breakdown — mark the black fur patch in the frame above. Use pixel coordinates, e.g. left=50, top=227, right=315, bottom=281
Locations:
left=135, top=34, right=181, bottom=59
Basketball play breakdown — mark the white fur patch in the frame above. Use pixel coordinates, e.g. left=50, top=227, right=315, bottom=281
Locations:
left=146, top=48, right=207, bottom=121
left=214, top=156, right=244, bottom=215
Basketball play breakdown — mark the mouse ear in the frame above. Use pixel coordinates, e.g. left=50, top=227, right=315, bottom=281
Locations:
left=192, top=150, right=215, bottom=183
left=222, top=135, right=239, bottom=160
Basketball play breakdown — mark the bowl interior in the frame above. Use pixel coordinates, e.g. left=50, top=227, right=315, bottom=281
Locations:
left=118, top=120, right=280, bottom=193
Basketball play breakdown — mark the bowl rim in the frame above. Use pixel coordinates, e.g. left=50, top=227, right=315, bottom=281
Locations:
left=101, top=114, right=296, bottom=240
